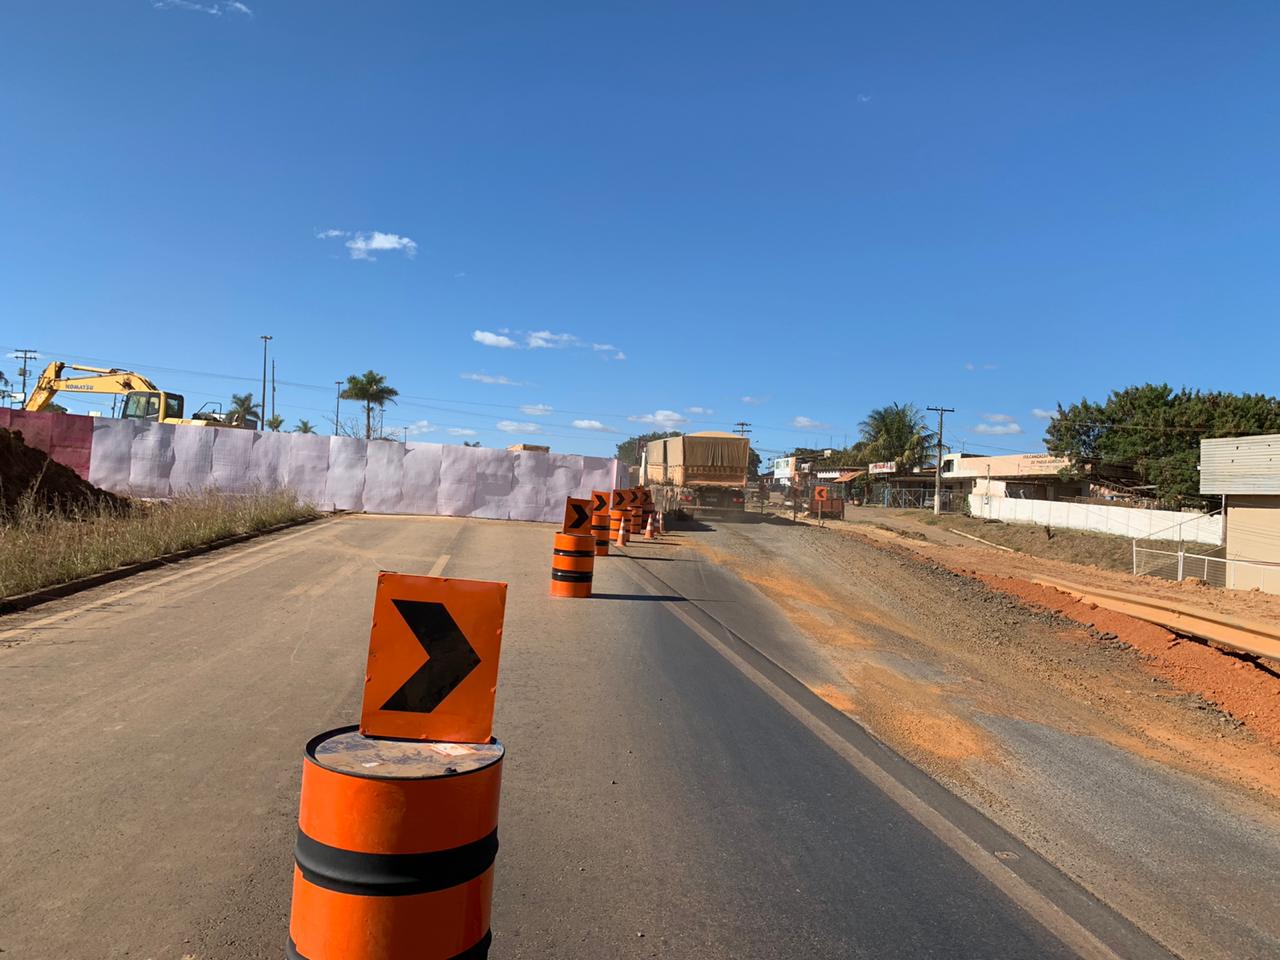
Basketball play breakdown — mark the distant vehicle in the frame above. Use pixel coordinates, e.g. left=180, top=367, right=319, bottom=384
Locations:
left=24, top=361, right=255, bottom=428
left=644, top=431, right=750, bottom=520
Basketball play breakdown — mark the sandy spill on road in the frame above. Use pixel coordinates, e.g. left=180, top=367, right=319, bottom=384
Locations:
left=690, top=533, right=1280, bottom=800
left=977, top=575, right=1280, bottom=750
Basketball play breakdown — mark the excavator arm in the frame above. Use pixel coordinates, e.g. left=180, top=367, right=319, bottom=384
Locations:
left=25, top=362, right=163, bottom=412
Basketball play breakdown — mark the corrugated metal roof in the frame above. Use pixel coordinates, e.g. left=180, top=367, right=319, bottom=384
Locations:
left=1201, top=434, right=1280, bottom=495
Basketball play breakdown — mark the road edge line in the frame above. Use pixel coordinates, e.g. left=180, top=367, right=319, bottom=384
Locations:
left=618, top=553, right=1175, bottom=960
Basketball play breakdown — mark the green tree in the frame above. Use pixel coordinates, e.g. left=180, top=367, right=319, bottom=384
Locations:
left=463, top=440, right=481, bottom=448
left=858, top=403, right=937, bottom=469
left=229, top=392, right=257, bottom=424
left=294, top=419, right=315, bottom=434
left=1045, top=384, right=1280, bottom=504
left=616, top=430, right=682, bottom=466
left=748, top=447, right=762, bottom=479
left=341, top=370, right=399, bottom=440
left=266, top=413, right=285, bottom=432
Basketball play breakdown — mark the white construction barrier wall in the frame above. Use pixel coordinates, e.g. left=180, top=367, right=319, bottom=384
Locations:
left=968, top=494, right=1223, bottom=546
left=88, top=419, right=624, bottom=522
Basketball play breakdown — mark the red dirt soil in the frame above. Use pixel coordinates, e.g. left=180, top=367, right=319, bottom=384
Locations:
left=978, top=574, right=1280, bottom=750
left=0, top=428, right=126, bottom=517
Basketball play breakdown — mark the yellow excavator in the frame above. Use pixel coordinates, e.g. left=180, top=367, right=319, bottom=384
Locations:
left=24, top=361, right=257, bottom=428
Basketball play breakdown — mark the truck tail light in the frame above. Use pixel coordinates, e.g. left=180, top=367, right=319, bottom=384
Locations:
left=732, top=496, right=744, bottom=503
left=680, top=494, right=693, bottom=503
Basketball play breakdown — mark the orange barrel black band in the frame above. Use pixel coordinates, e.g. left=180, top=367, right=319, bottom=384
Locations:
left=591, top=511, right=611, bottom=557
left=287, top=726, right=502, bottom=960
left=628, top=507, right=642, bottom=535
left=550, top=532, right=594, bottom=598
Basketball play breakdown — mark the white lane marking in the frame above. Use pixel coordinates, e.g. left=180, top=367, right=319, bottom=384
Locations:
left=428, top=554, right=451, bottom=577
left=622, top=562, right=1128, bottom=960
left=0, top=520, right=340, bottom=642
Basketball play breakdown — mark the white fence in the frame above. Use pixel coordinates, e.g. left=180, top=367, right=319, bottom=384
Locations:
left=1134, top=545, right=1280, bottom=595
left=87, top=419, right=624, bottom=523
left=968, top=494, right=1223, bottom=546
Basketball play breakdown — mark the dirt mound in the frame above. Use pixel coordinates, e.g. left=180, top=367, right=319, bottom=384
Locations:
left=0, top=428, right=127, bottom=518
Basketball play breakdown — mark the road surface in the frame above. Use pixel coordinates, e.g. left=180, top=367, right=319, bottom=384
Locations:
left=0, top=514, right=1174, bottom=959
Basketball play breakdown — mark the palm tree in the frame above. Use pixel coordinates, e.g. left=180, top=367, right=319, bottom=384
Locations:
left=858, top=403, right=939, bottom=470
left=266, top=413, right=284, bottom=432
left=341, top=370, right=399, bottom=440
left=295, top=419, right=315, bottom=434
left=228, top=392, right=257, bottom=427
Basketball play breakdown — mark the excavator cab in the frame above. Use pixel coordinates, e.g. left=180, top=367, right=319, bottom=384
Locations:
left=121, top=390, right=184, bottom=422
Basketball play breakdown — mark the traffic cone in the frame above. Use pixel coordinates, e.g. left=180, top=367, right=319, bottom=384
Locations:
left=644, top=513, right=655, bottom=540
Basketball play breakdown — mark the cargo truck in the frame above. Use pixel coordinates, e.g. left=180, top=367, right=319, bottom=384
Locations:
left=644, top=431, right=750, bottom=520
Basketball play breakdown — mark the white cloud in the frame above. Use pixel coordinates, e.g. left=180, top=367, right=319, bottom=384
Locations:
left=857, top=93, right=872, bottom=103
left=686, top=406, right=713, bottom=415
left=153, top=0, right=252, bottom=15
left=496, top=420, right=542, bottom=434
left=346, top=231, right=417, bottom=261
left=405, top=420, right=437, bottom=436
left=792, top=415, right=829, bottom=430
left=628, top=410, right=689, bottom=428
left=316, top=228, right=416, bottom=261
left=526, top=330, right=578, bottom=349
left=520, top=403, right=553, bottom=416
left=460, top=372, right=521, bottom=385
left=473, top=330, right=518, bottom=349
left=982, top=413, right=1016, bottom=423
left=572, top=419, right=615, bottom=432
left=741, top=395, right=766, bottom=405
left=591, top=343, right=626, bottom=361
left=974, top=422, right=1023, bottom=436
left=964, top=361, right=998, bottom=372
left=447, top=427, right=478, bottom=437
left=1031, top=407, right=1055, bottom=420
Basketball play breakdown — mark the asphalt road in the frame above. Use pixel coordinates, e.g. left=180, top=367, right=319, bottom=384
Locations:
left=0, top=514, right=1173, bottom=959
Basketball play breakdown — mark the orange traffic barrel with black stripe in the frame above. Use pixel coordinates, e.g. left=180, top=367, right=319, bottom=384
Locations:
left=629, top=507, right=642, bottom=536
left=591, top=509, right=610, bottom=557
left=550, top=531, right=594, bottom=598
left=287, top=726, right=502, bottom=960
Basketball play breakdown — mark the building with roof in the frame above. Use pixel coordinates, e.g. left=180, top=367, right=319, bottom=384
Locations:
left=1200, top=434, right=1280, bottom=594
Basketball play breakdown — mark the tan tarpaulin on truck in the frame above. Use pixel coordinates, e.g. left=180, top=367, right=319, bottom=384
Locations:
left=646, top=432, right=749, bottom=487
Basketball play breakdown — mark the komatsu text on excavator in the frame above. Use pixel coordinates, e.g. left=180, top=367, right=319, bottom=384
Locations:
left=24, top=362, right=256, bottom=428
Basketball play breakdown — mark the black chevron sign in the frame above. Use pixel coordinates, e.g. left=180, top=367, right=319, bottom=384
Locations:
left=563, top=498, right=592, bottom=532
left=380, top=599, right=481, bottom=714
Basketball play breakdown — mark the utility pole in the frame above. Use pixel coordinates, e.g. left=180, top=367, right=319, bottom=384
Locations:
left=259, top=335, right=272, bottom=429
left=10, top=348, right=39, bottom=407
left=927, top=405, right=954, bottom=516
left=334, top=380, right=343, bottom=436
left=733, top=421, right=752, bottom=437
left=271, top=359, right=277, bottom=422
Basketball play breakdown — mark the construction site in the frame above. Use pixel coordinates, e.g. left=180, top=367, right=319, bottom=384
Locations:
left=2, top=403, right=1279, bottom=960
left=6, top=3, right=1280, bottom=958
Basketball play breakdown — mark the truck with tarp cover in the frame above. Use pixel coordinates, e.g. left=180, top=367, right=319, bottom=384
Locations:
left=644, top=431, right=750, bottom=519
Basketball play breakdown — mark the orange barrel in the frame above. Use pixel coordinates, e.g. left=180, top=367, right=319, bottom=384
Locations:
left=629, top=507, right=642, bottom=536
left=608, top=508, right=627, bottom=546
left=591, top=508, right=611, bottom=557
left=287, top=726, right=502, bottom=960
left=550, top=531, right=594, bottom=598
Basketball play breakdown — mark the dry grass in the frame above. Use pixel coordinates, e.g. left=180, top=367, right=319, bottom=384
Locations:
left=0, top=488, right=318, bottom=599
left=913, top=511, right=1181, bottom=572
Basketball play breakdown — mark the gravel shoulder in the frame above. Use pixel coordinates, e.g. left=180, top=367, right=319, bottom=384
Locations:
left=665, top=517, right=1280, bottom=960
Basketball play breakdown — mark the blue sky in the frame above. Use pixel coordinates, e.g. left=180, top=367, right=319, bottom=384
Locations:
left=3, top=2, right=1278, bottom=459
